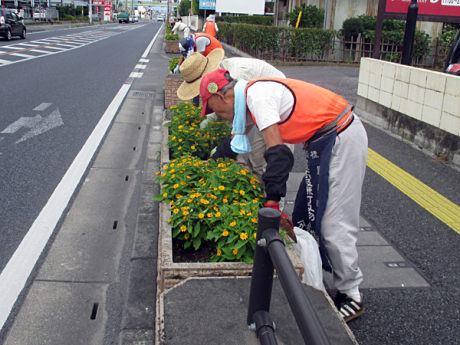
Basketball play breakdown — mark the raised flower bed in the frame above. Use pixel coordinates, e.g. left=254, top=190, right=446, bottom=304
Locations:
left=156, top=102, right=304, bottom=292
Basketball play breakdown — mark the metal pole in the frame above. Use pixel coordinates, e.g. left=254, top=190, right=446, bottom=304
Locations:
left=372, top=0, right=386, bottom=59
left=401, top=0, right=418, bottom=66
left=253, top=310, right=277, bottom=345
left=264, top=228, right=329, bottom=345
left=323, top=0, right=328, bottom=30
left=247, top=208, right=280, bottom=325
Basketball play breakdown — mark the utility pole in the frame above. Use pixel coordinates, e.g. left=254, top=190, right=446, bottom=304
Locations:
left=401, top=0, right=419, bottom=65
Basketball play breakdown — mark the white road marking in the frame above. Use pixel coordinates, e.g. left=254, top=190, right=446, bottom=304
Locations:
left=135, top=64, right=146, bottom=69
left=130, top=72, right=143, bottom=78
left=11, top=53, right=35, bottom=58
left=0, top=59, right=12, bottom=65
left=1, top=115, right=43, bottom=134
left=16, top=109, right=63, bottom=144
left=139, top=59, right=149, bottom=63
left=34, top=103, right=52, bottom=111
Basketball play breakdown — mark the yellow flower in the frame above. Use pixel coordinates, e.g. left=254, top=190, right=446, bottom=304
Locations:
left=215, top=212, right=221, bottom=217
left=187, top=199, right=192, bottom=203
left=222, top=230, right=229, bottom=237
left=217, top=249, right=222, bottom=256
left=171, top=174, right=176, bottom=178
left=251, top=218, right=257, bottom=223
left=173, top=208, right=180, bottom=214
left=239, top=209, right=246, bottom=215
left=223, top=199, right=228, bottom=203
left=240, top=233, right=248, bottom=240
left=180, top=225, right=187, bottom=232
left=254, top=233, right=257, bottom=239
left=230, top=221, right=237, bottom=227
left=191, top=146, right=195, bottom=149
left=199, top=213, right=205, bottom=218
left=240, top=190, right=245, bottom=196
left=219, top=186, right=225, bottom=190
left=169, top=169, right=175, bottom=173
left=163, top=193, right=168, bottom=198
left=207, top=213, right=213, bottom=218
left=241, top=170, right=247, bottom=175
left=233, top=249, right=238, bottom=255
left=181, top=181, right=186, bottom=186
left=186, top=176, right=191, bottom=179
left=168, top=218, right=171, bottom=223
left=184, top=233, right=189, bottom=240
left=183, top=211, right=189, bottom=216
left=156, top=171, right=161, bottom=175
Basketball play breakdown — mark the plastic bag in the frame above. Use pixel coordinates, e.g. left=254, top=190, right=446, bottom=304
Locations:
left=292, top=227, right=325, bottom=290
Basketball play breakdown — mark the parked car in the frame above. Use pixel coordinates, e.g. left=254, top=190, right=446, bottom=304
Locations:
left=0, top=8, right=26, bottom=40
left=444, top=29, right=460, bottom=76
left=133, top=15, right=139, bottom=23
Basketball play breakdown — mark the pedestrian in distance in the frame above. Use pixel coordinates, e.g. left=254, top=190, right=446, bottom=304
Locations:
left=198, top=68, right=368, bottom=323
left=173, top=33, right=223, bottom=74
left=202, top=14, right=219, bottom=38
left=171, top=18, right=190, bottom=40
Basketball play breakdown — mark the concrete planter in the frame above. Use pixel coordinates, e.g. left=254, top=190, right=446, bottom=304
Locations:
left=157, top=201, right=304, bottom=293
left=165, top=40, right=180, bottom=54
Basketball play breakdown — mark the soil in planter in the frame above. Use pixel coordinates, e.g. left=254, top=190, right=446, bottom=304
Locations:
left=173, top=239, right=217, bottom=263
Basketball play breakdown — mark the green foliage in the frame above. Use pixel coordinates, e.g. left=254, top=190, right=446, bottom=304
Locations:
left=219, top=15, right=273, bottom=26
left=154, top=154, right=265, bottom=263
left=439, top=30, right=458, bottom=47
left=341, top=17, right=365, bottom=41
left=178, top=0, right=191, bottom=17
left=169, top=57, right=180, bottom=72
left=63, top=14, right=75, bottom=21
left=285, top=3, right=324, bottom=28
left=191, top=0, right=204, bottom=17
left=56, top=5, right=87, bottom=19
left=166, top=102, right=231, bottom=160
left=165, top=33, right=179, bottom=40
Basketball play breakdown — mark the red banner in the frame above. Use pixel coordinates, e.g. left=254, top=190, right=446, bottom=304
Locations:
left=386, top=0, right=460, bottom=17
left=93, top=1, right=112, bottom=5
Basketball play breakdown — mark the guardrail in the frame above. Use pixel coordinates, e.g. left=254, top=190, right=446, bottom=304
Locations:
left=247, top=208, right=330, bottom=345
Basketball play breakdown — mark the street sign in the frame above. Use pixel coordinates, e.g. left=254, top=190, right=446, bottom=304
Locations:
left=74, top=1, right=88, bottom=6
left=93, top=1, right=112, bottom=5
left=199, top=0, right=215, bottom=10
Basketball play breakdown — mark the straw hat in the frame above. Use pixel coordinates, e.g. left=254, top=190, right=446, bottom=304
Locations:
left=176, top=48, right=225, bottom=100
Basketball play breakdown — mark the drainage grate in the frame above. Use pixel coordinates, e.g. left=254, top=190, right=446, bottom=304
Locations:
left=132, top=91, right=154, bottom=98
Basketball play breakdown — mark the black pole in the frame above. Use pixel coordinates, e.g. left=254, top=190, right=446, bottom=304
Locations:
left=264, top=229, right=330, bottom=345
left=247, top=208, right=281, bottom=325
left=372, top=0, right=386, bottom=59
left=401, top=0, right=418, bottom=65
left=253, top=310, right=278, bottom=345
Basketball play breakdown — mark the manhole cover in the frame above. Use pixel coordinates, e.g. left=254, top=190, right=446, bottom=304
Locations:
left=132, top=91, right=154, bottom=98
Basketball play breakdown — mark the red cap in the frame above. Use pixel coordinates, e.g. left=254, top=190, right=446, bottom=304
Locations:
left=199, top=69, right=230, bottom=118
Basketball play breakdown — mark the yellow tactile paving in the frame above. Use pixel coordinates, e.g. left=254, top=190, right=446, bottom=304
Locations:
left=367, top=148, right=460, bottom=235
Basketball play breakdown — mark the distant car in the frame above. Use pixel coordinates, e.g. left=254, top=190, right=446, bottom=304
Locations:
left=118, top=12, right=130, bottom=23
left=0, top=8, right=26, bottom=40
left=129, top=15, right=135, bottom=23
left=133, top=15, right=139, bottom=22
left=157, top=16, right=164, bottom=22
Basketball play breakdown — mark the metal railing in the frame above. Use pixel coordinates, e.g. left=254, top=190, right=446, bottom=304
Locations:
left=247, top=207, right=330, bottom=345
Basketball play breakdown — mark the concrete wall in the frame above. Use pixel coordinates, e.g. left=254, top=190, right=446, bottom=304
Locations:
left=355, top=58, right=460, bottom=165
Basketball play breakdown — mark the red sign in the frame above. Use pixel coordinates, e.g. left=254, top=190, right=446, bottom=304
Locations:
left=93, top=1, right=112, bottom=5
left=104, top=5, right=111, bottom=11
left=386, top=0, right=460, bottom=17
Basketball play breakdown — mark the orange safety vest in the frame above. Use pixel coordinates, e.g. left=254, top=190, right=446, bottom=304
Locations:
left=194, top=33, right=223, bottom=57
left=204, top=21, right=216, bottom=37
left=245, top=78, right=353, bottom=144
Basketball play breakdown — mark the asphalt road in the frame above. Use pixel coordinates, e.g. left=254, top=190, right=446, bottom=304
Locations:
left=0, top=21, right=161, bottom=278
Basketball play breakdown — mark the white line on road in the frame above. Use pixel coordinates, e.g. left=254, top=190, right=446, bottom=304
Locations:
left=34, top=103, right=52, bottom=111
left=0, top=83, right=131, bottom=330
left=135, top=64, right=146, bottom=69
left=0, top=59, right=12, bottom=65
left=142, top=23, right=162, bottom=58
left=10, top=53, right=36, bottom=58
left=130, top=72, right=143, bottom=78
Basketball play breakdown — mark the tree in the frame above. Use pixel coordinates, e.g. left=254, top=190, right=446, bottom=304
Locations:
left=285, top=4, right=324, bottom=29
left=178, top=0, right=190, bottom=16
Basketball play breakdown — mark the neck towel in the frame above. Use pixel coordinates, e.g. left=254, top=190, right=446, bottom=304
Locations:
left=230, top=80, right=251, bottom=154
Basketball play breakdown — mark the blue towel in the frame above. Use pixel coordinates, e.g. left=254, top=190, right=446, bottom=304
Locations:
left=231, top=80, right=251, bottom=154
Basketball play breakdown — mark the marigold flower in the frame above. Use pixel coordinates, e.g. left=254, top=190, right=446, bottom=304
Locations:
left=223, top=199, right=228, bottom=203
left=254, top=233, right=257, bottom=239
left=163, top=193, right=168, bottom=198
left=251, top=218, right=257, bottom=223
left=183, top=211, right=189, bottom=216
left=173, top=208, right=180, bottom=214
left=176, top=194, right=182, bottom=199
left=169, top=169, right=175, bottom=173
left=207, top=213, right=213, bottom=218
left=239, top=210, right=246, bottom=215
left=240, top=233, right=248, bottom=240
left=233, top=249, right=238, bottom=255
left=199, top=213, right=205, bottom=218
left=230, top=221, right=237, bottom=227
left=156, top=171, right=161, bottom=175
left=168, top=218, right=171, bottom=223
left=178, top=147, right=182, bottom=150
left=217, top=249, right=222, bottom=256
left=222, top=230, right=229, bottom=237
left=241, top=170, right=247, bottom=175
left=187, top=199, right=192, bottom=203
left=180, top=225, right=187, bottom=232
left=215, top=212, right=221, bottom=217
left=171, top=174, right=175, bottom=178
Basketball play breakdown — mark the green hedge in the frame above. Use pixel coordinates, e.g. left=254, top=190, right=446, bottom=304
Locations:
left=217, top=15, right=273, bottom=26
left=218, top=22, right=335, bottom=58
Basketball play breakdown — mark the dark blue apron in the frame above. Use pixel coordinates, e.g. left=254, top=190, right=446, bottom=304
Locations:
left=292, top=131, right=336, bottom=272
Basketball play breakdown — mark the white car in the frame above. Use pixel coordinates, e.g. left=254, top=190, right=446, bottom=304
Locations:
left=134, top=15, right=139, bottom=22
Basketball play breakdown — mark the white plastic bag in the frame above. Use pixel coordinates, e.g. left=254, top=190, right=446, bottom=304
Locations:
left=292, top=227, right=325, bottom=290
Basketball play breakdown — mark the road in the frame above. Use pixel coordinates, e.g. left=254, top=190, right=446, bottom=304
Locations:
left=0, top=21, right=163, bottom=340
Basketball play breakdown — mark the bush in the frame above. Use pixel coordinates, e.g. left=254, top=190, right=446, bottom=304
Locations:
left=169, top=57, right=180, bottom=72
left=63, top=14, right=75, bottom=21
left=341, top=17, right=365, bottom=41
left=218, top=15, right=273, bottom=26
left=285, top=3, right=324, bottom=28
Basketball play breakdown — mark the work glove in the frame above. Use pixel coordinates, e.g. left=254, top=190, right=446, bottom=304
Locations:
left=264, top=203, right=297, bottom=243
left=173, top=64, right=180, bottom=74
left=210, top=135, right=238, bottom=160
left=199, top=116, right=212, bottom=129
